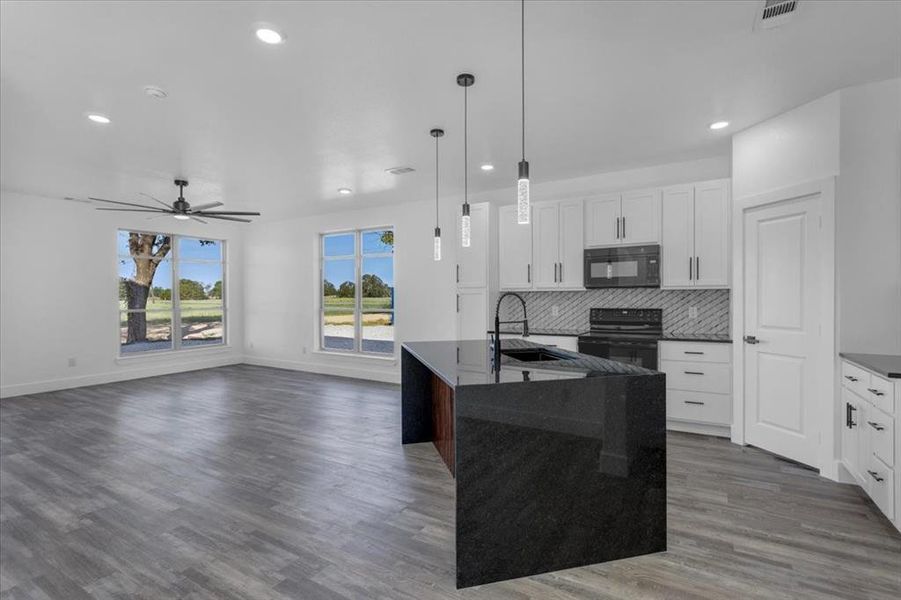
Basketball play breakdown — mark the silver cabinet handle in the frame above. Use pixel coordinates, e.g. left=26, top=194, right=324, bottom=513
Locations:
left=867, top=421, right=885, bottom=431
left=456, top=294, right=460, bottom=313
left=527, top=264, right=531, bottom=283
left=867, top=470, right=885, bottom=483
left=456, top=264, right=460, bottom=283
left=689, top=257, right=693, bottom=280
left=844, top=375, right=859, bottom=382
left=684, top=371, right=705, bottom=375
left=684, top=351, right=704, bottom=355
left=622, top=217, right=626, bottom=239
left=559, top=262, right=563, bottom=282
left=555, top=262, right=559, bottom=282
left=684, top=400, right=705, bottom=405
left=867, top=388, right=886, bottom=397
left=616, top=217, right=620, bottom=239
left=695, top=256, right=700, bottom=280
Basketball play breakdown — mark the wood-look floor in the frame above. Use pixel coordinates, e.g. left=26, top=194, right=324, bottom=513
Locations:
left=1, top=364, right=899, bottom=600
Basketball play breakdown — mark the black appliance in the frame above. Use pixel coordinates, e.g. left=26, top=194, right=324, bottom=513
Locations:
left=583, top=245, right=660, bottom=288
left=578, top=308, right=662, bottom=370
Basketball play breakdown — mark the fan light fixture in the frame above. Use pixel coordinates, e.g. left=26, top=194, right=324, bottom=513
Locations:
left=430, top=128, right=445, bottom=261
left=516, top=0, right=530, bottom=225
left=337, top=188, right=353, bottom=195
left=457, top=73, right=475, bottom=248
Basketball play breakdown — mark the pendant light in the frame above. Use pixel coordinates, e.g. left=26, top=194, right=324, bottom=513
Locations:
left=516, top=0, right=530, bottom=225
left=457, top=73, right=475, bottom=247
left=430, top=128, right=445, bottom=261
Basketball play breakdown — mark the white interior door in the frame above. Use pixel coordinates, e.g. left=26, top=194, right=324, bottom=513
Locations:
left=558, top=199, right=584, bottom=288
left=532, top=203, right=559, bottom=289
left=457, top=203, right=488, bottom=288
left=743, top=195, right=822, bottom=468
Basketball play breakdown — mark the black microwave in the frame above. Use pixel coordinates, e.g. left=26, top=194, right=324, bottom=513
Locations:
left=584, top=245, right=660, bottom=288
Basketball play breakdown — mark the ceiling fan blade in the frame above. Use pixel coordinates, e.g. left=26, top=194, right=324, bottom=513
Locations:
left=139, top=192, right=173, bottom=209
left=89, top=197, right=167, bottom=211
left=202, top=215, right=253, bottom=223
left=146, top=214, right=172, bottom=220
left=190, top=216, right=209, bottom=224
left=96, top=208, right=171, bottom=213
left=188, top=202, right=223, bottom=212
left=194, top=211, right=261, bottom=216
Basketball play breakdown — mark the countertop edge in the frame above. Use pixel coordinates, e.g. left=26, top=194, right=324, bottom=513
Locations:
left=839, top=352, right=901, bottom=379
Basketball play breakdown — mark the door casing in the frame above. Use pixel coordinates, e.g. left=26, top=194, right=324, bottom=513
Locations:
left=731, top=178, right=836, bottom=479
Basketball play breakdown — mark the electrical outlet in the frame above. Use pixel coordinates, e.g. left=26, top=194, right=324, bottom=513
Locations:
left=551, top=305, right=560, bottom=317
left=68, top=357, right=77, bottom=367
left=688, top=306, right=699, bottom=319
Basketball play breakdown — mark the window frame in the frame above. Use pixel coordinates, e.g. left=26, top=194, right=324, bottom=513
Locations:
left=319, top=226, right=395, bottom=357
left=117, top=229, right=227, bottom=357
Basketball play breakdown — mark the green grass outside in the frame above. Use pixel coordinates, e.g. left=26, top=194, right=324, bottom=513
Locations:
left=323, top=296, right=392, bottom=316
left=119, top=299, right=223, bottom=325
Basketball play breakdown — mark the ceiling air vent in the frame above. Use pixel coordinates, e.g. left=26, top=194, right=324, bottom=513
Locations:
left=385, top=166, right=415, bottom=175
left=755, top=0, right=799, bottom=29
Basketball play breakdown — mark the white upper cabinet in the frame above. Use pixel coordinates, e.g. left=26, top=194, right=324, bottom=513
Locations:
left=532, top=203, right=559, bottom=289
left=585, top=189, right=660, bottom=247
left=498, top=204, right=532, bottom=290
left=456, top=202, right=488, bottom=288
left=693, top=180, right=730, bottom=288
left=661, top=185, right=695, bottom=288
left=620, top=189, right=661, bottom=245
left=584, top=193, right=620, bottom=247
left=558, top=199, right=584, bottom=288
left=661, top=179, right=731, bottom=289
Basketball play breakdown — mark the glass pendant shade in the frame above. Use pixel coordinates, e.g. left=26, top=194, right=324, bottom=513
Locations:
left=433, top=227, right=442, bottom=261
left=461, top=204, right=471, bottom=248
left=517, top=160, right=530, bottom=224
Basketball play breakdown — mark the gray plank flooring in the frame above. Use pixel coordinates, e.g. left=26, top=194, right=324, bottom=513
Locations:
left=1, top=364, right=899, bottom=599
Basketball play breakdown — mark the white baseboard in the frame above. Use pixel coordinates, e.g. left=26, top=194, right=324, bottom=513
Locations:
left=0, top=354, right=243, bottom=399
left=667, top=419, right=731, bottom=438
left=243, top=355, right=400, bottom=385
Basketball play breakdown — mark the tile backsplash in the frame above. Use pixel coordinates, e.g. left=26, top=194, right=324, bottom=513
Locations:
left=500, top=288, right=730, bottom=335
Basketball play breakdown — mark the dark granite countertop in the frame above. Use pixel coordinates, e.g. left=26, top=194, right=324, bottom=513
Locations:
left=840, top=353, right=901, bottom=379
left=402, top=338, right=655, bottom=388
left=487, top=328, right=586, bottom=337
left=661, top=333, right=732, bottom=343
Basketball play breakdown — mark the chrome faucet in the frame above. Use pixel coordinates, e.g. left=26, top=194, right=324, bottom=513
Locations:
left=493, top=292, right=529, bottom=370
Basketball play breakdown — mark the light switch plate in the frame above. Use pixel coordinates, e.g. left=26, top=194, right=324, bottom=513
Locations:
left=688, top=306, right=699, bottom=319
left=551, top=305, right=560, bottom=317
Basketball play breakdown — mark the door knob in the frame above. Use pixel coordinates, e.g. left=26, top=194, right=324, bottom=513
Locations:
left=744, top=335, right=760, bottom=344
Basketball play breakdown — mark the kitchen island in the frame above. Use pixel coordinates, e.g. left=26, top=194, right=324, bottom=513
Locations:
left=401, top=338, right=666, bottom=588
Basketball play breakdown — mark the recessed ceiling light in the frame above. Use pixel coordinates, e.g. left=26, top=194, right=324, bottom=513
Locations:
left=337, top=188, right=352, bottom=195
left=255, top=27, right=284, bottom=44
left=143, top=85, right=168, bottom=99
left=87, top=113, right=111, bottom=124
left=480, top=164, right=494, bottom=171
left=709, top=121, right=730, bottom=130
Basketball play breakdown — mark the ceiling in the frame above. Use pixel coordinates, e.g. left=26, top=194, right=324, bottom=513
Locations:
left=1, top=1, right=899, bottom=219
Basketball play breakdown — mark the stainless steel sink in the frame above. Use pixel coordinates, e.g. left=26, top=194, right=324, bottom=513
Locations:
left=499, top=347, right=572, bottom=362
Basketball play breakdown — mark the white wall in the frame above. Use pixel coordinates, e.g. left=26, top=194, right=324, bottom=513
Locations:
left=732, top=78, right=901, bottom=354
left=242, top=196, right=458, bottom=383
left=837, top=78, right=901, bottom=354
left=732, top=92, right=841, bottom=200
left=0, top=190, right=246, bottom=398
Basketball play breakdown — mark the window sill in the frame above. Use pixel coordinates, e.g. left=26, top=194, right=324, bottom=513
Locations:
left=311, top=349, right=397, bottom=364
left=116, top=344, right=234, bottom=364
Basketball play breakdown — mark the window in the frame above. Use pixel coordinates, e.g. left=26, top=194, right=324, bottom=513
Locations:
left=321, top=228, right=395, bottom=355
left=118, top=230, right=226, bottom=354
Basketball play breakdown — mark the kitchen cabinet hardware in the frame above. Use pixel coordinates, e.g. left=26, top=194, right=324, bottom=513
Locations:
left=744, top=335, right=759, bottom=344
left=684, top=400, right=705, bottom=405
left=867, top=470, right=885, bottom=482
left=867, top=388, right=886, bottom=397
left=867, top=421, right=885, bottom=431
left=684, top=371, right=705, bottom=375
left=844, top=375, right=859, bottom=382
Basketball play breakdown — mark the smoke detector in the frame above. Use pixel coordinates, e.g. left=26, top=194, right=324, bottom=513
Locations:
left=755, top=0, right=800, bottom=30
left=143, top=85, right=168, bottom=99
left=385, top=166, right=415, bottom=175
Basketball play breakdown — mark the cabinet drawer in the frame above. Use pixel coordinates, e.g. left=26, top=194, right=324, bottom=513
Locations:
left=864, top=455, right=894, bottom=521
left=666, top=390, right=731, bottom=425
left=864, top=406, right=894, bottom=467
left=841, top=361, right=871, bottom=399
left=660, top=341, right=731, bottom=364
left=866, top=373, right=895, bottom=415
left=660, top=360, right=731, bottom=394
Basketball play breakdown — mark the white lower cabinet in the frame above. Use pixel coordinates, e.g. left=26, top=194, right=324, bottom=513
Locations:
left=659, top=341, right=732, bottom=437
left=840, top=358, right=899, bottom=528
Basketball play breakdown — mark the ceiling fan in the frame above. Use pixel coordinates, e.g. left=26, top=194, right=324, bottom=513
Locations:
left=90, top=179, right=260, bottom=223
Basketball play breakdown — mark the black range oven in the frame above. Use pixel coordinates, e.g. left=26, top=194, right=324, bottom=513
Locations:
left=577, top=308, right=662, bottom=370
